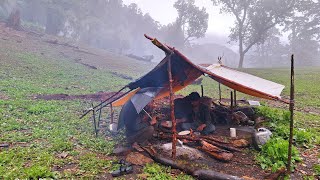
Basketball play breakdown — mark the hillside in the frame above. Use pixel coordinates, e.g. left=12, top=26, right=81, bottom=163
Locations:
left=0, top=22, right=155, bottom=80
left=0, top=24, right=319, bottom=179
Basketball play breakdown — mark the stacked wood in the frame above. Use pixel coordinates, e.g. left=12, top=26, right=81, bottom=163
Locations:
left=199, top=140, right=233, bottom=162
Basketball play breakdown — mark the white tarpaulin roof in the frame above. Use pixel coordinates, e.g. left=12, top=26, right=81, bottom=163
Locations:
left=204, top=64, right=285, bottom=101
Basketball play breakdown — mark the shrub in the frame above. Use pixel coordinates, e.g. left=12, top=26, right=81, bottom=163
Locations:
left=256, top=137, right=301, bottom=172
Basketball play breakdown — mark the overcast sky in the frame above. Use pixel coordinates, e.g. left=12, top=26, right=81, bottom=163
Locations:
left=122, top=0, right=235, bottom=36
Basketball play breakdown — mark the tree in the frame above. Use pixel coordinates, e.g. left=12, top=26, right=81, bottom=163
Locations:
left=253, top=27, right=288, bottom=67
left=174, top=0, right=209, bottom=46
left=284, top=0, right=320, bottom=66
left=212, top=0, right=295, bottom=68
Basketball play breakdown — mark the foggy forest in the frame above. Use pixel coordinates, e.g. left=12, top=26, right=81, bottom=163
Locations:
left=1, top=0, right=319, bottom=68
left=1, top=1, right=320, bottom=179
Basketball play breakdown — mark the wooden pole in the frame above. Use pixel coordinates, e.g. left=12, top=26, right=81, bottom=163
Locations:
left=287, top=54, right=295, bottom=174
left=110, top=104, right=114, bottom=124
left=234, top=90, right=237, bottom=106
left=230, top=91, right=234, bottom=109
left=219, top=83, right=222, bottom=102
left=91, top=103, right=98, bottom=137
left=168, top=58, right=177, bottom=158
left=97, top=100, right=103, bottom=129
left=201, top=85, right=204, bottom=97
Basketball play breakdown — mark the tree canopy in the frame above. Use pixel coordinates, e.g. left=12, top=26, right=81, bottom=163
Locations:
left=212, top=0, right=295, bottom=68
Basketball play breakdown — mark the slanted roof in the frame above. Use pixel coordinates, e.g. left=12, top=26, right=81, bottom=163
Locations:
left=112, top=36, right=286, bottom=107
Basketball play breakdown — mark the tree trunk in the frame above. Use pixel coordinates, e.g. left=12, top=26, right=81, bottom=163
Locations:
left=238, top=52, right=245, bottom=68
left=238, top=28, right=244, bottom=68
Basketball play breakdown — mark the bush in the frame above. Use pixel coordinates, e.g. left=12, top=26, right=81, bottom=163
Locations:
left=256, top=137, right=301, bottom=172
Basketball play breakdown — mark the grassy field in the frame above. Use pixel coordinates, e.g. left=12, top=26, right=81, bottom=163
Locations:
left=0, top=29, right=320, bottom=178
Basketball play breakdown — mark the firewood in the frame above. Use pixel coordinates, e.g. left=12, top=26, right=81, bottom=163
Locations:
left=140, top=146, right=243, bottom=180
left=201, top=140, right=222, bottom=152
left=158, top=133, right=242, bottom=152
left=199, top=141, right=234, bottom=162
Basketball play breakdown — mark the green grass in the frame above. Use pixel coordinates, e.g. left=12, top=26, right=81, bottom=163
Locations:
left=0, top=51, right=127, bottom=178
left=141, top=163, right=193, bottom=180
left=0, top=42, right=320, bottom=178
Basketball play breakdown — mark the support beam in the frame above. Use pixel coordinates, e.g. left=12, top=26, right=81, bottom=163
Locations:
left=167, top=58, right=177, bottom=158
left=219, top=83, right=222, bottom=103
left=234, top=90, right=237, bottom=106
left=91, top=103, right=98, bottom=137
left=287, top=54, right=295, bottom=174
left=110, top=104, right=114, bottom=124
left=230, top=91, right=234, bottom=109
left=201, top=85, right=204, bottom=97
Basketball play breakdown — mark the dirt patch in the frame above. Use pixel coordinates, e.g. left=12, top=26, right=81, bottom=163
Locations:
left=34, top=92, right=123, bottom=101
left=292, top=146, right=320, bottom=179
left=0, top=92, right=9, bottom=100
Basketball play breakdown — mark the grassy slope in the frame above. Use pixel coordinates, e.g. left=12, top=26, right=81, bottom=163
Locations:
left=0, top=29, right=319, bottom=178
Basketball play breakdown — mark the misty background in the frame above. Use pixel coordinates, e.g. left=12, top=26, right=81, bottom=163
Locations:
left=1, top=0, right=319, bottom=68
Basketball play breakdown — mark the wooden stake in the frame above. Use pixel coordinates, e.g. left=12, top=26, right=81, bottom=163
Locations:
left=287, top=54, right=295, bottom=174
left=168, top=58, right=177, bottom=158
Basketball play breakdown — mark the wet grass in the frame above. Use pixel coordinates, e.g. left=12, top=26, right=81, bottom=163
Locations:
left=0, top=52, right=123, bottom=178
left=1, top=43, right=319, bottom=178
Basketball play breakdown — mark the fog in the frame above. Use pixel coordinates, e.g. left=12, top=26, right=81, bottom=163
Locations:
left=1, top=0, right=319, bottom=68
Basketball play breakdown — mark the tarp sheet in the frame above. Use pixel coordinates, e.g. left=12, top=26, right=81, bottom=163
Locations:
left=111, top=37, right=286, bottom=107
left=204, top=64, right=285, bottom=100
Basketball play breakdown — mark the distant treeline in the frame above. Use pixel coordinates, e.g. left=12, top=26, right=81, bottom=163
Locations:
left=1, top=0, right=319, bottom=67
left=0, top=0, right=208, bottom=59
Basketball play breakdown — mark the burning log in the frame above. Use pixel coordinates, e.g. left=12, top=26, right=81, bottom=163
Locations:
left=140, top=146, right=244, bottom=180
left=199, top=141, right=233, bottom=162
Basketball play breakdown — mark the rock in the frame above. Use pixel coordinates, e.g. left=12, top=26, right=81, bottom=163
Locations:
left=126, top=152, right=153, bottom=165
left=233, top=139, right=250, bottom=148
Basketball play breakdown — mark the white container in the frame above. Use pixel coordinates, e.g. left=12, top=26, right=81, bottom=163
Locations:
left=255, top=128, right=272, bottom=145
left=230, top=128, right=236, bottom=137
left=109, top=123, right=118, bottom=133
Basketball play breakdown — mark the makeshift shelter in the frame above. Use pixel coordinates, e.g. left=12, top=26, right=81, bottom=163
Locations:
left=81, top=34, right=287, bottom=158
left=111, top=36, right=286, bottom=107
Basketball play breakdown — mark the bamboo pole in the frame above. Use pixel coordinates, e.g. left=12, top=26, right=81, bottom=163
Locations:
left=287, top=54, right=295, bottom=174
left=167, top=58, right=177, bottom=158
